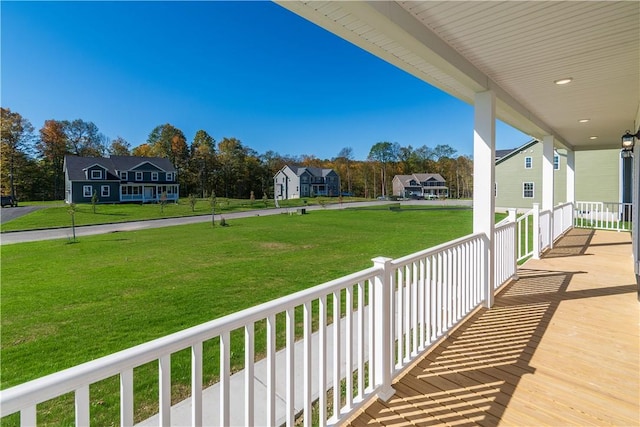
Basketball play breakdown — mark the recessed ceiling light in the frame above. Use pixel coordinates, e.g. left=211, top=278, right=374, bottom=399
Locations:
left=578, top=119, right=590, bottom=123
left=554, top=78, right=573, bottom=85
left=589, top=136, right=598, bottom=140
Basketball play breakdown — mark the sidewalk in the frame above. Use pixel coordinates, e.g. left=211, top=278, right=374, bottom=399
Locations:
left=137, top=306, right=371, bottom=426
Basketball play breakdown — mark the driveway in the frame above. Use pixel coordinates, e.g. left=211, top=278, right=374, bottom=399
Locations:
left=0, top=200, right=472, bottom=245
left=0, top=206, right=47, bottom=224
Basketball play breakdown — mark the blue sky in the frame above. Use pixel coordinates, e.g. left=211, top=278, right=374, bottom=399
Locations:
left=2, top=1, right=530, bottom=161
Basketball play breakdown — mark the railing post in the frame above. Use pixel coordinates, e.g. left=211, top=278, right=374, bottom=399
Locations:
left=371, top=257, right=395, bottom=401
left=508, top=209, right=518, bottom=280
left=532, top=203, right=540, bottom=260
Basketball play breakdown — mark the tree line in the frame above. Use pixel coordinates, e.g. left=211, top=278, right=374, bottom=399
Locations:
left=1, top=107, right=473, bottom=202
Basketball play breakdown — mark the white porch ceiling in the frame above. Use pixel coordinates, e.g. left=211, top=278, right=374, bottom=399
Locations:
left=275, top=1, right=640, bottom=151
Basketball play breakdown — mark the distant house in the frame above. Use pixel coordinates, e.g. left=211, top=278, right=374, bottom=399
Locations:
left=274, top=165, right=340, bottom=199
left=392, top=173, right=448, bottom=198
left=495, top=139, right=625, bottom=209
left=64, top=155, right=179, bottom=204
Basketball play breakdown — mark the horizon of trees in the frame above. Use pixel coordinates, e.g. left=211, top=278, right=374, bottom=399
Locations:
left=1, top=107, right=473, bottom=202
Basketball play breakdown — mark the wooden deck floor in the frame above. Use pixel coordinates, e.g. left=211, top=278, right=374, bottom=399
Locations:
left=347, top=228, right=639, bottom=426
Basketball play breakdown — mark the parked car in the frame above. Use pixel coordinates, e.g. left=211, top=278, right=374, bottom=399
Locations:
left=1, top=195, right=18, bottom=207
left=424, top=194, right=438, bottom=200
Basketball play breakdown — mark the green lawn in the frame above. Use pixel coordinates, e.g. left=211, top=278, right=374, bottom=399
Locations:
left=1, top=206, right=489, bottom=425
left=0, top=197, right=359, bottom=232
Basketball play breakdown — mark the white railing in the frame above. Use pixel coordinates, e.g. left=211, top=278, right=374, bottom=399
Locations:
left=1, top=230, right=495, bottom=427
left=388, top=233, right=486, bottom=378
left=553, top=202, right=573, bottom=240
left=1, top=265, right=381, bottom=427
left=574, top=201, right=632, bottom=231
left=539, top=208, right=552, bottom=254
left=494, top=218, right=517, bottom=289
left=516, top=208, right=535, bottom=262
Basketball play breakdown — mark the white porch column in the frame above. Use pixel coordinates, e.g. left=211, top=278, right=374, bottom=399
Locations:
left=542, top=135, right=555, bottom=209
left=566, top=149, right=575, bottom=204
left=542, top=135, right=555, bottom=248
left=632, top=123, right=640, bottom=301
left=473, top=91, right=496, bottom=308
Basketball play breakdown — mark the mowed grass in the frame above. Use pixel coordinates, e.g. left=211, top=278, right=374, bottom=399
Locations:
left=1, top=206, right=487, bottom=425
left=0, top=197, right=355, bottom=232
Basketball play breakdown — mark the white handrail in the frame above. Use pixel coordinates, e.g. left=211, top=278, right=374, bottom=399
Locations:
left=575, top=201, right=632, bottom=231
left=1, top=227, right=514, bottom=426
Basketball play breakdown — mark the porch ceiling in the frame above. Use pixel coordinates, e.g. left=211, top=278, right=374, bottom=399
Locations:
left=275, top=1, right=640, bottom=152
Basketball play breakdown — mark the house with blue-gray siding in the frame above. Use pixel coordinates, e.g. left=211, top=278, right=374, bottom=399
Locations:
left=64, top=155, right=179, bottom=204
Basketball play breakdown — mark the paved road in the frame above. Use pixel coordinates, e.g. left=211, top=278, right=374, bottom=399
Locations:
left=0, top=200, right=472, bottom=245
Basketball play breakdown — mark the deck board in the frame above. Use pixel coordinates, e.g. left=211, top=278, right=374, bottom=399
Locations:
left=347, top=229, right=639, bottom=426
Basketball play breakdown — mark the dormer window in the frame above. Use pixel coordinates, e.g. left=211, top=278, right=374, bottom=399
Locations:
left=120, top=171, right=128, bottom=180
left=91, top=169, right=103, bottom=180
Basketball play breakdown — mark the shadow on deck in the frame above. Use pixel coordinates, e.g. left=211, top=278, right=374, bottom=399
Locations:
left=348, top=228, right=639, bottom=426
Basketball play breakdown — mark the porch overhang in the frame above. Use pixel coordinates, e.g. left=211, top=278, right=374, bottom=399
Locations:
left=275, top=1, right=639, bottom=151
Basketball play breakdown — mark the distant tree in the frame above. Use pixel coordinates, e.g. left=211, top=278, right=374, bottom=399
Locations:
left=147, top=123, right=189, bottom=167
left=68, top=203, right=77, bottom=242
left=159, top=191, right=168, bottom=213
left=91, top=190, right=99, bottom=213
left=37, top=120, right=69, bottom=200
left=108, top=136, right=131, bottom=156
left=217, top=137, right=247, bottom=198
left=131, top=143, right=153, bottom=157
left=433, top=144, right=457, bottom=162
left=414, top=145, right=436, bottom=172
left=1, top=108, right=34, bottom=199
left=189, top=130, right=217, bottom=198
left=147, top=124, right=189, bottom=196
left=336, top=147, right=354, bottom=194
left=301, top=154, right=322, bottom=167
left=209, top=191, right=217, bottom=227
left=188, top=193, right=197, bottom=212
left=63, top=119, right=107, bottom=157
left=368, top=141, right=397, bottom=197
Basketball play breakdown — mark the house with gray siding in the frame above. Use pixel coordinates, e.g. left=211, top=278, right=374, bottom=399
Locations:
left=274, top=165, right=340, bottom=200
left=495, top=139, right=625, bottom=209
left=64, top=155, right=179, bottom=204
left=392, top=173, right=448, bottom=198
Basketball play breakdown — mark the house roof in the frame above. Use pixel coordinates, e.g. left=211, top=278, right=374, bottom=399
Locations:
left=395, top=173, right=445, bottom=186
left=495, top=139, right=539, bottom=165
left=64, top=155, right=177, bottom=181
left=276, top=1, right=639, bottom=152
left=285, top=165, right=336, bottom=178
left=109, top=156, right=176, bottom=172
left=495, top=149, right=516, bottom=161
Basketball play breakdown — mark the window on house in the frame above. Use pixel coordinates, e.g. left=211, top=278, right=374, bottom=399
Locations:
left=101, top=185, right=110, bottom=197
left=523, top=182, right=534, bottom=198
left=120, top=171, right=128, bottom=180
left=166, top=172, right=174, bottom=181
left=136, top=171, right=143, bottom=181
left=494, top=182, right=497, bottom=197
left=554, top=154, right=560, bottom=170
left=83, top=186, right=93, bottom=197
left=152, top=172, right=158, bottom=181
left=91, top=169, right=102, bottom=179
left=524, top=157, right=532, bottom=169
